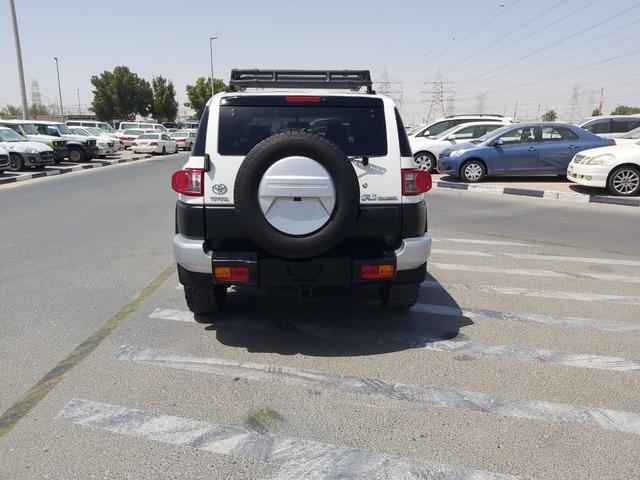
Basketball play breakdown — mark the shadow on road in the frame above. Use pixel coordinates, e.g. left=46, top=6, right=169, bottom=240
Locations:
left=193, top=275, right=470, bottom=357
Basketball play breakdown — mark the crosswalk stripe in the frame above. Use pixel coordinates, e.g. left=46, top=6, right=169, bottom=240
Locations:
left=430, top=262, right=640, bottom=284
left=57, top=399, right=523, bottom=480
left=115, top=345, right=640, bottom=435
left=411, top=303, right=640, bottom=333
left=149, top=308, right=640, bottom=372
left=432, top=248, right=640, bottom=267
left=433, top=238, right=539, bottom=247
left=423, top=281, right=640, bottom=305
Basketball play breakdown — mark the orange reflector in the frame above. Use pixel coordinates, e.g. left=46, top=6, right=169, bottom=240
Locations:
left=360, top=264, right=395, bottom=280
left=214, top=266, right=250, bottom=282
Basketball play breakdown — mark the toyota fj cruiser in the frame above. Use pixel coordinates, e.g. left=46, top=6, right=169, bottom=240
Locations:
left=172, top=70, right=432, bottom=314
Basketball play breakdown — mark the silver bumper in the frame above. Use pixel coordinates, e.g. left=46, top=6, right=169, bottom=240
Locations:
left=173, top=232, right=432, bottom=274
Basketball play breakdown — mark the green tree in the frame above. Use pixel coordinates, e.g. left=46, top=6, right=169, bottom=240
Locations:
left=185, top=77, right=227, bottom=118
left=1, top=104, right=23, bottom=117
left=151, top=76, right=179, bottom=123
left=541, top=110, right=557, bottom=122
left=90, top=66, right=153, bottom=121
left=610, top=105, right=640, bottom=115
left=30, top=103, right=49, bottom=116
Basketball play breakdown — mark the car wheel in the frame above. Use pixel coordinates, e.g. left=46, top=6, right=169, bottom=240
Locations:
left=379, top=282, right=420, bottom=309
left=460, top=160, right=486, bottom=183
left=174, top=144, right=179, bottom=154
left=413, top=151, right=436, bottom=172
left=162, top=146, right=166, bottom=155
left=8, top=153, right=24, bottom=171
left=188, top=142, right=193, bottom=151
left=184, top=284, right=227, bottom=315
left=607, top=166, right=640, bottom=196
left=68, top=147, right=85, bottom=163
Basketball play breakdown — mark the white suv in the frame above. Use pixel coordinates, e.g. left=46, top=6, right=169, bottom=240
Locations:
left=172, top=69, right=432, bottom=313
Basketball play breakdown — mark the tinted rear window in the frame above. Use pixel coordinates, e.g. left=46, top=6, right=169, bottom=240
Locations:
left=394, top=109, right=412, bottom=157
left=218, top=105, right=387, bottom=156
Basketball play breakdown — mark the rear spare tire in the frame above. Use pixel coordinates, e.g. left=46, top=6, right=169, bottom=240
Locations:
left=234, top=131, right=359, bottom=259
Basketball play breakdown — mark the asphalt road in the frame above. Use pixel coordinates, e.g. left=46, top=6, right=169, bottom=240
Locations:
left=0, top=156, right=639, bottom=479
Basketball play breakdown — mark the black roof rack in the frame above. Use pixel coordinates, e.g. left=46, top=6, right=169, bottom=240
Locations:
left=446, top=113, right=505, bottom=118
left=228, top=69, right=374, bottom=93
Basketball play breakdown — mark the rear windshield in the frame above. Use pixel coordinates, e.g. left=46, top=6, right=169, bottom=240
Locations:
left=218, top=106, right=387, bottom=156
left=138, top=134, right=159, bottom=139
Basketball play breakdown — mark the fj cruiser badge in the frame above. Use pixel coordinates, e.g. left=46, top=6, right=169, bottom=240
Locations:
left=212, top=184, right=228, bottom=195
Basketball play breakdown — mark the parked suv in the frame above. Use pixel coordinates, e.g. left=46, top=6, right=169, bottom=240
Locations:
left=0, top=127, right=56, bottom=171
left=574, top=115, right=640, bottom=138
left=172, top=69, right=432, bottom=314
left=31, top=121, right=98, bottom=162
left=0, top=120, right=68, bottom=162
left=409, top=114, right=511, bottom=139
left=66, top=120, right=117, bottom=134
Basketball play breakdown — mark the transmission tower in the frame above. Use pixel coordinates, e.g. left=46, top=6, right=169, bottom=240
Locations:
left=446, top=95, right=456, bottom=116
left=474, top=92, right=488, bottom=114
left=421, top=71, right=455, bottom=121
left=31, top=79, right=42, bottom=107
left=373, top=68, right=404, bottom=110
left=567, top=84, right=582, bottom=122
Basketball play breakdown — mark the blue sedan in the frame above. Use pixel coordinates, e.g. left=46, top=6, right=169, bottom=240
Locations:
left=437, top=122, right=613, bottom=182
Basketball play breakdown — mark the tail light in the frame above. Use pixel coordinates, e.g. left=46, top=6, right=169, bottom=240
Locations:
left=131, top=142, right=138, bottom=146
left=608, top=139, right=616, bottom=146
left=214, top=266, right=250, bottom=283
left=149, top=141, right=158, bottom=146
left=360, top=264, right=395, bottom=280
left=402, top=169, right=432, bottom=195
left=285, top=96, right=322, bottom=103
left=171, top=169, right=204, bottom=196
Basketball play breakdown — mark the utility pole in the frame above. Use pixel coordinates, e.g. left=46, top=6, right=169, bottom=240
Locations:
left=421, top=71, right=455, bottom=122
left=567, top=84, right=582, bottom=122
left=513, top=102, right=519, bottom=119
left=77, top=89, right=81, bottom=115
left=598, top=87, right=604, bottom=116
left=535, top=103, right=541, bottom=121
left=373, top=68, right=404, bottom=111
left=9, top=0, right=29, bottom=119
left=474, top=92, right=488, bottom=114
left=54, top=57, right=64, bottom=119
left=209, top=36, right=218, bottom=99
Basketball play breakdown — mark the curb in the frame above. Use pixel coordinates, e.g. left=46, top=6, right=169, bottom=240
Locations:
left=0, top=155, right=154, bottom=187
left=434, top=181, right=640, bottom=207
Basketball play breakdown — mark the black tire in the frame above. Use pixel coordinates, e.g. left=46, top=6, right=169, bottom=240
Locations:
left=162, top=146, right=167, bottom=155
left=188, top=142, right=193, bottom=151
left=413, top=151, right=436, bottom=172
left=68, top=147, right=85, bottom=163
left=607, top=165, right=640, bottom=196
left=460, top=159, right=486, bottom=183
left=8, top=153, right=23, bottom=172
left=234, top=131, right=359, bottom=259
left=174, top=144, right=179, bottom=154
left=380, top=282, right=420, bottom=309
left=184, top=284, right=227, bottom=315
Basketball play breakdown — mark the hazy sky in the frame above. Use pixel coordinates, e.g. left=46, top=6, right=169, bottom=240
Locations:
left=2, top=0, right=639, bottom=124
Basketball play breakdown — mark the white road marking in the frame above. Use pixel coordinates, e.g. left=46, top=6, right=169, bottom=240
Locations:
left=149, top=308, right=640, bottom=372
left=433, top=238, right=539, bottom=247
left=430, top=262, right=640, bottom=284
left=115, top=345, right=640, bottom=435
left=57, top=399, right=522, bottom=480
left=411, top=303, right=640, bottom=333
left=432, top=248, right=640, bottom=267
left=423, top=281, right=640, bottom=305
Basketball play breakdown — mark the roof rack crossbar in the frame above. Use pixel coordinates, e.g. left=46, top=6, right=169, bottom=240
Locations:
left=229, top=69, right=374, bottom=93
left=446, top=113, right=505, bottom=118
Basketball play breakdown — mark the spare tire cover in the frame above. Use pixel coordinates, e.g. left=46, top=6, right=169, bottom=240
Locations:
left=234, top=131, right=359, bottom=259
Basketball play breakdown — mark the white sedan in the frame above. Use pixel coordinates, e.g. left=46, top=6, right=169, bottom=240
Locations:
left=170, top=130, right=196, bottom=150
left=567, top=141, right=640, bottom=196
left=131, top=133, right=178, bottom=155
left=410, top=121, right=506, bottom=171
left=612, top=126, right=640, bottom=145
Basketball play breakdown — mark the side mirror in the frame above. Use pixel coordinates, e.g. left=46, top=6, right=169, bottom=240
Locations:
left=421, top=130, right=430, bottom=137
left=493, top=138, right=504, bottom=146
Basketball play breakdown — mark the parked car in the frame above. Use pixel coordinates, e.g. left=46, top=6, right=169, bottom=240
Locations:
left=438, top=122, right=613, bottom=182
left=611, top=126, right=640, bottom=145
left=131, top=133, right=178, bottom=154
left=68, top=127, right=118, bottom=157
left=31, top=121, right=98, bottom=162
left=574, top=115, right=640, bottom=138
left=180, top=121, right=199, bottom=130
left=65, top=120, right=117, bottom=135
left=411, top=121, right=507, bottom=171
left=117, top=122, right=167, bottom=134
left=568, top=141, right=640, bottom=196
left=170, top=130, right=196, bottom=150
left=410, top=114, right=511, bottom=139
left=116, top=129, right=154, bottom=148
left=0, top=120, right=68, bottom=162
left=0, top=127, right=56, bottom=171
left=162, top=122, right=179, bottom=129
left=83, top=127, right=124, bottom=150
left=0, top=145, right=10, bottom=174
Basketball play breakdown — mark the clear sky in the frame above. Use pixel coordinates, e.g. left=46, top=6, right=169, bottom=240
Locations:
left=2, top=0, right=639, bottom=124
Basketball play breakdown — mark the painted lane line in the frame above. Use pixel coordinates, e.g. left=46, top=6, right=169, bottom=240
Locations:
left=149, top=309, right=640, bottom=372
left=423, top=281, right=640, bottom=306
left=115, top=346, right=640, bottom=435
left=412, top=303, right=640, bottom=333
left=430, top=262, right=640, bottom=284
left=432, top=238, right=540, bottom=247
left=58, top=399, right=522, bottom=480
left=432, top=248, right=640, bottom=267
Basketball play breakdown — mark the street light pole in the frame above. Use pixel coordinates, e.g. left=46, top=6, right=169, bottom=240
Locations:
left=8, top=0, right=29, bottom=119
left=54, top=57, right=64, bottom=119
left=209, top=36, right=218, bottom=99
left=77, top=89, right=81, bottom=115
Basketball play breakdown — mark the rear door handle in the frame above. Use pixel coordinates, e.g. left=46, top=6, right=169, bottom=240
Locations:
left=568, top=145, right=578, bottom=149
left=528, top=146, right=536, bottom=151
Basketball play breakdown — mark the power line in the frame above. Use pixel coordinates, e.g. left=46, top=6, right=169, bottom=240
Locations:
left=421, top=72, right=455, bottom=122
left=373, top=68, right=404, bottom=110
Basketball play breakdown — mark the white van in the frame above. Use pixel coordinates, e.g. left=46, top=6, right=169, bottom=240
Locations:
left=117, top=122, right=167, bottom=133
left=66, top=120, right=116, bottom=134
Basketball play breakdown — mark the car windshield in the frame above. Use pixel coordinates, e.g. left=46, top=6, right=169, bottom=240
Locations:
left=434, top=125, right=461, bottom=139
left=124, top=129, right=144, bottom=135
left=0, top=129, right=25, bottom=142
left=55, top=124, right=72, bottom=134
left=97, top=123, right=114, bottom=132
left=173, top=132, right=189, bottom=137
left=620, top=127, right=640, bottom=139
left=138, top=134, right=159, bottom=139
left=472, top=125, right=512, bottom=143
left=71, top=128, right=90, bottom=136
left=18, top=123, right=39, bottom=135
left=86, top=128, right=102, bottom=135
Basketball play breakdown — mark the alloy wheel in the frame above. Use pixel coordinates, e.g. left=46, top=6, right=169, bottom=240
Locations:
left=612, top=169, right=640, bottom=195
